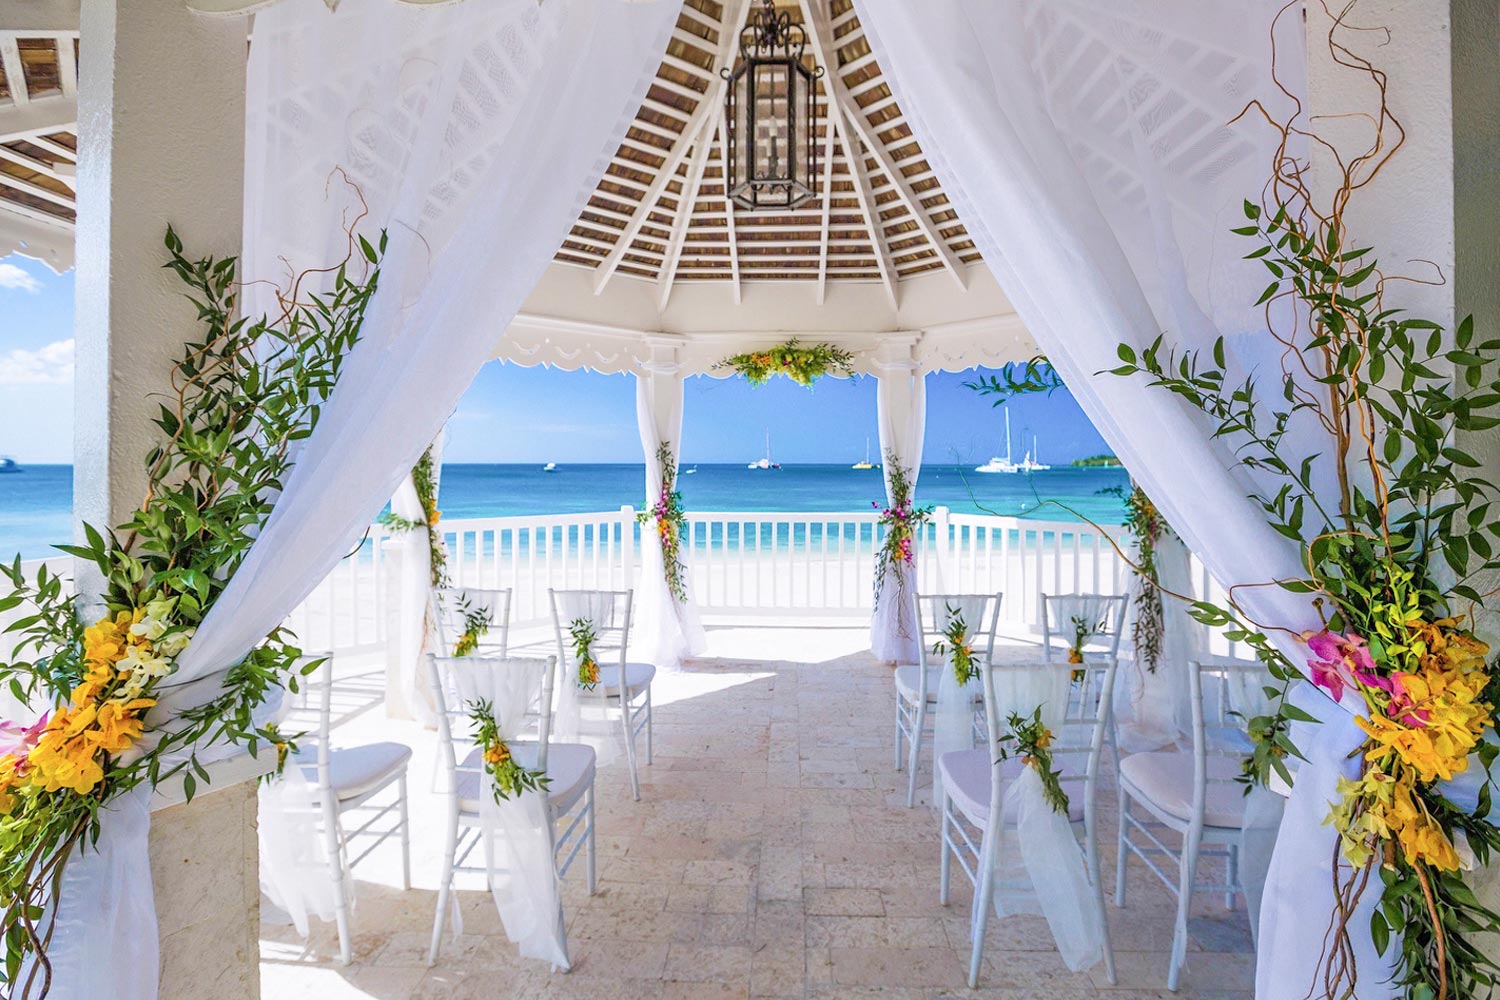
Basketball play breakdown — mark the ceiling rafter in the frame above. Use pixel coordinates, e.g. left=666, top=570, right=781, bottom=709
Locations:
left=657, top=114, right=716, bottom=309
left=0, top=36, right=30, bottom=105
left=815, top=99, right=838, bottom=304
left=593, top=0, right=754, bottom=296
left=712, top=103, right=742, bottom=303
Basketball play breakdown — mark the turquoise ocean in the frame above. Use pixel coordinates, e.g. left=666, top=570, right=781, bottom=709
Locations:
left=0, top=463, right=1130, bottom=561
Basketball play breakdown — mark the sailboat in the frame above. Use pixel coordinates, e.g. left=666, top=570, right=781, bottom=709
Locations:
left=851, top=437, right=874, bottom=470
left=0, top=457, right=18, bottom=474
left=1019, top=435, right=1051, bottom=473
left=975, top=411, right=1022, bottom=473
left=748, top=430, right=780, bottom=470
left=543, top=462, right=557, bottom=472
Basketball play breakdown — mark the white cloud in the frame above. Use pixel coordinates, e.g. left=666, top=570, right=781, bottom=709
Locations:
left=0, top=339, right=73, bottom=385
left=0, top=262, right=40, bottom=293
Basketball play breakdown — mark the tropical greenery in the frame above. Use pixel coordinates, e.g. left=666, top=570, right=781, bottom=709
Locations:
left=1111, top=74, right=1500, bottom=994
left=378, top=448, right=447, bottom=588
left=636, top=442, right=688, bottom=603
left=872, top=457, right=932, bottom=612
left=931, top=605, right=978, bottom=686
left=997, top=708, right=1068, bottom=816
left=568, top=618, right=599, bottom=690
left=451, top=598, right=493, bottom=658
left=0, top=227, right=382, bottom=996
left=1111, top=484, right=1172, bottom=674
left=1072, top=454, right=1122, bottom=468
left=716, top=339, right=854, bottom=387
left=963, top=355, right=1065, bottom=405
left=468, top=698, right=548, bottom=802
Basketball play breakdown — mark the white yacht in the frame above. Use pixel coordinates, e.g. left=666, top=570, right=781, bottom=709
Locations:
left=1019, top=436, right=1051, bottom=473
left=748, top=430, right=780, bottom=470
left=975, top=411, right=1022, bottom=473
left=542, top=462, right=557, bottom=472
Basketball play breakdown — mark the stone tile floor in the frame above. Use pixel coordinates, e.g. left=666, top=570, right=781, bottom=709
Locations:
left=260, top=625, right=1255, bottom=999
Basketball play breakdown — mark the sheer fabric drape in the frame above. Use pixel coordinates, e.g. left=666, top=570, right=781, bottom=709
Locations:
left=392, top=433, right=445, bottom=725
left=855, top=1, right=1395, bottom=994
left=40, top=4, right=675, bottom=998
left=634, top=368, right=706, bottom=668
left=871, top=364, right=926, bottom=662
left=931, top=595, right=990, bottom=806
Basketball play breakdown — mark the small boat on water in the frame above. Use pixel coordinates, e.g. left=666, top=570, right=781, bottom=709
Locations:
left=683, top=465, right=697, bottom=475
left=851, top=437, right=874, bottom=470
left=0, top=457, right=19, bottom=474
left=543, top=462, right=557, bottom=472
left=975, top=411, right=1021, bottom=473
left=748, top=430, right=780, bottom=470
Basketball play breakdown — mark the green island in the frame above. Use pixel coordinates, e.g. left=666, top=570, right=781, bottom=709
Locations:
left=1072, top=455, right=1122, bottom=467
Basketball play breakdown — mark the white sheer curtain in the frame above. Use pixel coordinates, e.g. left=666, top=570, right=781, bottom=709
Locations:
left=856, top=2, right=1394, bottom=995
left=391, top=432, right=445, bottom=725
left=1114, top=534, right=1197, bottom=753
left=39, top=4, right=676, bottom=998
left=871, top=361, right=926, bottom=662
left=634, top=366, right=706, bottom=667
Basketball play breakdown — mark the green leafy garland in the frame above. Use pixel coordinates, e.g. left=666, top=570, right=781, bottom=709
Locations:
left=467, top=699, right=548, bottom=802
left=872, top=457, right=933, bottom=612
left=998, top=708, right=1068, bottom=816
left=962, top=355, right=1065, bottom=404
left=379, top=448, right=447, bottom=587
left=716, top=339, right=854, bottom=387
left=568, top=618, right=599, bottom=689
left=931, top=605, right=978, bottom=685
left=1109, top=33, right=1500, bottom=995
left=635, top=442, right=688, bottom=603
left=1117, top=484, right=1171, bottom=673
left=0, top=228, right=381, bottom=995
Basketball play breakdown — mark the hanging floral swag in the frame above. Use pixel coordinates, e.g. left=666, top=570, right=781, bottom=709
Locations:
left=468, top=699, right=547, bottom=802
left=997, top=708, right=1067, bottom=816
left=716, top=339, right=854, bottom=387
left=1120, top=485, right=1172, bottom=673
left=636, top=442, right=688, bottom=603
left=932, top=606, right=978, bottom=686
left=379, top=447, right=448, bottom=588
left=1110, top=17, right=1500, bottom=996
left=872, top=458, right=932, bottom=615
left=451, top=598, right=493, bottom=658
left=0, top=226, right=383, bottom=996
left=568, top=618, right=600, bottom=689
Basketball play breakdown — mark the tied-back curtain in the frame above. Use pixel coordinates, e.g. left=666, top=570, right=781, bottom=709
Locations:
left=392, top=432, right=444, bottom=725
left=167, top=0, right=679, bottom=693
left=634, top=368, right=706, bottom=667
left=855, top=2, right=1397, bottom=995
left=871, top=362, right=926, bottom=662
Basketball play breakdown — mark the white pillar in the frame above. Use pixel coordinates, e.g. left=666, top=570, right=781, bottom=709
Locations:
left=1305, top=1, right=1500, bottom=638
left=870, top=338, right=926, bottom=662
left=72, top=5, right=259, bottom=998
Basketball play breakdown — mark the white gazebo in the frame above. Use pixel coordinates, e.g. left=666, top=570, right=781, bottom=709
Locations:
left=1, top=1, right=1497, bottom=998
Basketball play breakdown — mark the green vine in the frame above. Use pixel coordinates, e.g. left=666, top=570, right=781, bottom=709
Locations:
left=379, top=448, right=447, bottom=587
left=963, top=355, right=1065, bottom=404
left=0, top=226, right=381, bottom=995
left=452, top=597, right=493, bottom=658
left=716, top=339, right=854, bottom=387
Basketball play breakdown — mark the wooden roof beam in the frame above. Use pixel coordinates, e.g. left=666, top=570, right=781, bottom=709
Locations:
left=713, top=104, right=742, bottom=303
left=0, top=35, right=29, bottom=105
left=0, top=5, right=78, bottom=33
left=594, top=0, right=753, bottom=296
left=0, top=141, right=72, bottom=186
left=832, top=112, right=897, bottom=311
left=657, top=115, right=715, bottom=310
left=800, top=5, right=967, bottom=291
left=0, top=93, right=75, bottom=143
left=815, top=93, right=838, bottom=305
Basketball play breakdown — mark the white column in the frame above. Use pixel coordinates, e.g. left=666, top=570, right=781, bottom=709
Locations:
left=72, top=5, right=259, bottom=998
left=634, top=341, right=704, bottom=665
left=870, top=338, right=926, bottom=663
left=73, top=0, right=247, bottom=601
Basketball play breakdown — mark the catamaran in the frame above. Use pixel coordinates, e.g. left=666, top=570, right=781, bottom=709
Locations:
left=851, top=437, right=874, bottom=470
left=748, top=430, right=780, bottom=470
left=975, top=411, right=1022, bottom=473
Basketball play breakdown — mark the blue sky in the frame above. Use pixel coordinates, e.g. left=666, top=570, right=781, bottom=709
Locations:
left=0, top=252, right=1111, bottom=465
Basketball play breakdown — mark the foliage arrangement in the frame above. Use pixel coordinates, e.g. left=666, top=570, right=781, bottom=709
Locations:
left=962, top=355, right=1065, bottom=405
left=567, top=618, right=599, bottom=690
left=931, top=605, right=978, bottom=686
left=467, top=698, right=548, bottom=802
left=636, top=442, right=688, bottom=603
left=872, top=457, right=933, bottom=612
left=0, top=227, right=381, bottom=996
left=716, top=339, right=854, bottom=387
left=452, top=599, right=493, bottom=658
left=1109, top=22, right=1500, bottom=995
left=1112, top=484, right=1173, bottom=674
left=997, top=708, right=1068, bottom=816
left=379, top=447, right=447, bottom=588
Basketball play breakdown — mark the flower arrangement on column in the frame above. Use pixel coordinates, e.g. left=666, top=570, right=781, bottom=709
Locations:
left=636, top=441, right=688, bottom=603
left=0, top=228, right=382, bottom=996
left=1110, top=26, right=1500, bottom=995
left=1119, top=485, right=1172, bottom=674
left=379, top=447, right=448, bottom=587
left=872, top=458, right=933, bottom=613
left=716, top=339, right=855, bottom=387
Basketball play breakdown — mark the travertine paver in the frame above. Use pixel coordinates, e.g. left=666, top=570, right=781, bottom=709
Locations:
left=260, top=626, right=1255, bottom=999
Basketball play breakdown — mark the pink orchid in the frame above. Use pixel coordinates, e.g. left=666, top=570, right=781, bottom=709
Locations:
left=0, top=713, right=49, bottom=775
left=1304, top=629, right=1377, bottom=701
left=1386, top=673, right=1431, bottom=728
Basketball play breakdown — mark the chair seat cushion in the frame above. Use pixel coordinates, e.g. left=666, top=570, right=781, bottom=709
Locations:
left=299, top=742, right=412, bottom=802
left=458, top=740, right=596, bottom=815
left=597, top=661, right=655, bottom=698
left=938, top=748, right=1086, bottom=825
left=1118, top=751, right=1247, bottom=829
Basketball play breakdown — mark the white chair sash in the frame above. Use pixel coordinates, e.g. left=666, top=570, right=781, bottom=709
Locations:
left=931, top=595, right=992, bottom=807
left=446, top=657, right=566, bottom=968
left=551, top=592, right=624, bottom=768
left=983, top=663, right=1105, bottom=972
left=257, top=765, right=346, bottom=936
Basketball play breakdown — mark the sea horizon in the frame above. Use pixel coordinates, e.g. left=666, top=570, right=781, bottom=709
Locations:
left=0, top=461, right=1130, bottom=560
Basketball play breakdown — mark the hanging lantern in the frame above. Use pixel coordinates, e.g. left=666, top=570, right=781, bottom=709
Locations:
left=722, top=0, right=824, bottom=211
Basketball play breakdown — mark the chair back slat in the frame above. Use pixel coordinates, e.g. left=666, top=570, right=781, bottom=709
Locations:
left=1189, top=658, right=1273, bottom=805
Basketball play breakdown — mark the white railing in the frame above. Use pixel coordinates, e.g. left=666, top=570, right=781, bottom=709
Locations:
left=4, top=508, right=1240, bottom=662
